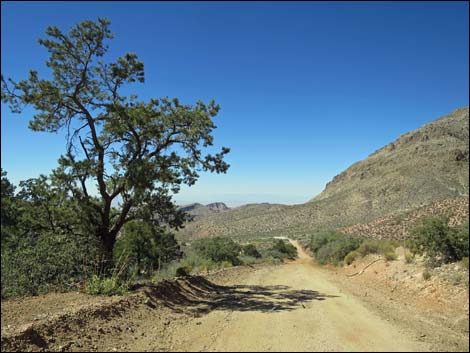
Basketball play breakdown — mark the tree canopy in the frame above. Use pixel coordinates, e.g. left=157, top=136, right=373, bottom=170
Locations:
left=1, top=18, right=230, bottom=259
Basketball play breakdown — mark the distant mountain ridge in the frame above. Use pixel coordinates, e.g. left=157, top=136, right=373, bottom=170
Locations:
left=178, top=107, right=469, bottom=240
left=179, top=202, right=230, bottom=218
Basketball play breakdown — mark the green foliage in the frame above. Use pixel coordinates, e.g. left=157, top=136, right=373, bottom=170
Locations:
left=85, top=275, right=128, bottom=296
left=315, top=237, right=362, bottom=265
left=308, top=229, right=397, bottom=266
left=152, top=254, right=217, bottom=282
left=357, top=239, right=397, bottom=258
left=2, top=232, right=100, bottom=298
left=1, top=173, right=102, bottom=298
left=409, top=218, right=469, bottom=267
left=308, top=229, right=344, bottom=254
left=1, top=18, right=230, bottom=260
left=267, top=239, right=298, bottom=260
left=308, top=229, right=361, bottom=265
left=192, top=237, right=242, bottom=266
left=239, top=255, right=264, bottom=266
left=84, top=251, right=131, bottom=295
left=175, top=266, right=192, bottom=277
left=242, top=244, right=262, bottom=258
left=114, top=221, right=181, bottom=277
left=344, top=251, right=360, bottom=265
left=1, top=169, right=19, bottom=248
left=405, top=252, right=415, bottom=264
left=384, top=251, right=397, bottom=261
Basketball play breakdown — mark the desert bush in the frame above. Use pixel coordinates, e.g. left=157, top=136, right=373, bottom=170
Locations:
left=409, top=218, right=469, bottom=267
left=384, top=251, right=397, bottom=261
left=267, top=239, right=297, bottom=260
left=192, top=237, right=242, bottom=265
left=1, top=172, right=104, bottom=298
left=422, top=269, right=432, bottom=281
left=309, top=229, right=343, bottom=254
left=1, top=232, right=100, bottom=298
left=461, top=257, right=469, bottom=270
left=308, top=229, right=361, bottom=265
left=357, top=239, right=396, bottom=258
left=175, top=266, right=192, bottom=277
left=344, top=251, right=360, bottom=265
left=308, top=228, right=399, bottom=266
left=315, top=237, right=362, bottom=265
left=239, top=255, right=264, bottom=266
left=114, top=221, right=182, bottom=277
left=405, top=252, right=415, bottom=264
left=84, top=252, right=131, bottom=295
left=85, top=275, right=128, bottom=295
left=242, top=244, right=262, bottom=258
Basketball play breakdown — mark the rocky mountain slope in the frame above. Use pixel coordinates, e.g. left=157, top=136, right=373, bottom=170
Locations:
left=178, top=107, right=469, bottom=240
left=179, top=202, right=230, bottom=218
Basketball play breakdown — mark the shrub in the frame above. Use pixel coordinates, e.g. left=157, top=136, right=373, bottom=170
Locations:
left=409, top=218, right=469, bottom=267
left=85, top=275, right=128, bottom=295
left=268, top=239, right=297, bottom=260
left=308, top=229, right=361, bottom=266
left=84, top=251, right=131, bottom=296
left=357, top=239, right=396, bottom=258
left=114, top=221, right=182, bottom=277
left=309, top=229, right=343, bottom=254
left=422, top=269, right=432, bottom=281
left=308, top=228, right=399, bottom=266
left=384, top=251, right=397, bottom=261
left=344, top=251, right=360, bottom=265
left=239, top=255, right=263, bottom=266
left=315, top=237, right=362, bottom=265
left=242, top=244, right=262, bottom=258
left=1, top=232, right=100, bottom=298
left=175, top=266, right=192, bottom=277
left=174, top=252, right=217, bottom=274
left=405, top=253, right=414, bottom=264
left=192, top=237, right=242, bottom=266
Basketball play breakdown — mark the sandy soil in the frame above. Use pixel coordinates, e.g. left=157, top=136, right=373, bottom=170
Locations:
left=1, top=240, right=468, bottom=352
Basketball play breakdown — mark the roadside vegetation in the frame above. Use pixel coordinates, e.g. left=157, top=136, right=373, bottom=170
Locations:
left=407, top=217, right=469, bottom=268
left=1, top=169, right=297, bottom=298
left=307, top=218, right=469, bottom=272
left=307, top=228, right=397, bottom=266
left=153, top=237, right=297, bottom=283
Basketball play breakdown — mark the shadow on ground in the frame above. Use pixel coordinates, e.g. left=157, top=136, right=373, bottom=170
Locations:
left=139, top=276, right=339, bottom=316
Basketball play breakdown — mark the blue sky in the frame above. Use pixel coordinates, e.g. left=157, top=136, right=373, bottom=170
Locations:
left=1, top=1, right=469, bottom=206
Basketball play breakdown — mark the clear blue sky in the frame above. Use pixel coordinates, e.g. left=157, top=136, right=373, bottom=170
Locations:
left=1, top=1, right=469, bottom=206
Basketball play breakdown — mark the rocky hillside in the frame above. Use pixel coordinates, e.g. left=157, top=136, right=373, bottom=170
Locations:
left=179, top=202, right=230, bottom=218
left=178, top=107, right=469, bottom=240
left=341, top=197, right=469, bottom=240
left=311, top=106, right=469, bottom=216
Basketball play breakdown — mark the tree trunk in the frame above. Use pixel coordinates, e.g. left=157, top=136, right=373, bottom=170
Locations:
left=99, top=230, right=116, bottom=274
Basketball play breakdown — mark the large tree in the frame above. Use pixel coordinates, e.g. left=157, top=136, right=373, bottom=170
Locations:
left=1, top=18, right=230, bottom=261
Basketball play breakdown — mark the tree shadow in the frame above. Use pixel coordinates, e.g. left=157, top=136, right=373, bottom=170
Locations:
left=140, top=275, right=338, bottom=316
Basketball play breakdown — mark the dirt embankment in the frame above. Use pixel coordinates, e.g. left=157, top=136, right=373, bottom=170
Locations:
left=1, top=241, right=468, bottom=352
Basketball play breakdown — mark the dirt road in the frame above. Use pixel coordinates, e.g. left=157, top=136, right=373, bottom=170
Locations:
left=5, top=240, right=466, bottom=352
left=166, top=240, right=429, bottom=352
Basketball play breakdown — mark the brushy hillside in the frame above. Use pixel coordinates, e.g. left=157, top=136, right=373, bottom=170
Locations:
left=178, top=107, right=469, bottom=241
left=341, top=198, right=469, bottom=240
left=179, top=202, right=230, bottom=219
